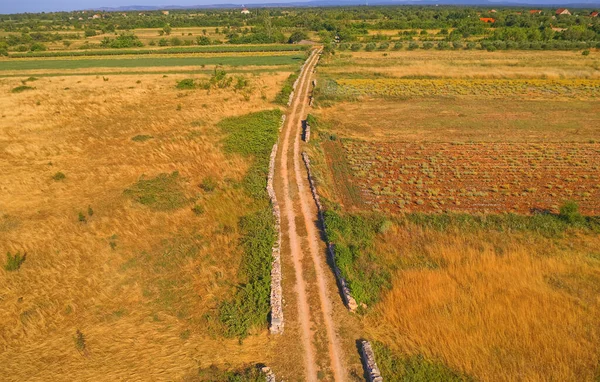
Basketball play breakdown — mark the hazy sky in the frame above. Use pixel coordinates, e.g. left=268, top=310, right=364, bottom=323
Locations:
left=1, top=0, right=272, bottom=14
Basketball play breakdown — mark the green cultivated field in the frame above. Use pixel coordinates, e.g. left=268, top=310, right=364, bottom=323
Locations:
left=0, top=54, right=306, bottom=71
left=9, top=44, right=309, bottom=58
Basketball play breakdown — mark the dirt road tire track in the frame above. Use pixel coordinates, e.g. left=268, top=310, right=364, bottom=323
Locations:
left=276, top=48, right=346, bottom=381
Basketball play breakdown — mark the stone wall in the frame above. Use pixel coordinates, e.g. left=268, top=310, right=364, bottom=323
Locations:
left=301, top=152, right=358, bottom=312
left=268, top=115, right=286, bottom=335
left=302, top=120, right=311, bottom=143
left=360, top=340, right=383, bottom=382
left=262, top=366, right=276, bottom=382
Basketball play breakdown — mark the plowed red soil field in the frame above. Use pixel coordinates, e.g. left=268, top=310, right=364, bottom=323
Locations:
left=344, top=141, right=600, bottom=215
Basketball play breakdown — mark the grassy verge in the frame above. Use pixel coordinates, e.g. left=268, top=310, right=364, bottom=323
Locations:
left=9, top=44, right=309, bottom=58
left=217, top=109, right=282, bottom=337
left=371, top=341, right=470, bottom=382
left=198, top=364, right=267, bottom=381
left=323, top=209, right=391, bottom=307
left=0, top=54, right=306, bottom=71
left=273, top=72, right=299, bottom=105
left=405, top=205, right=600, bottom=238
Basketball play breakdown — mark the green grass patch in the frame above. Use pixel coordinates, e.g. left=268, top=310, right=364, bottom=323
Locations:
left=217, top=109, right=281, bottom=337
left=124, top=171, right=188, bottom=211
left=0, top=55, right=305, bottom=71
left=4, top=251, right=26, bottom=272
left=273, top=72, right=299, bottom=105
left=197, top=364, right=268, bottom=381
left=404, top=206, right=600, bottom=239
left=119, top=235, right=203, bottom=319
left=11, top=85, right=34, bottom=93
left=323, top=210, right=391, bottom=306
left=9, top=44, right=308, bottom=58
left=218, top=109, right=282, bottom=200
left=176, top=78, right=196, bottom=89
left=52, top=171, right=66, bottom=181
left=219, top=208, right=275, bottom=338
left=372, top=341, right=471, bottom=382
left=131, top=134, right=153, bottom=142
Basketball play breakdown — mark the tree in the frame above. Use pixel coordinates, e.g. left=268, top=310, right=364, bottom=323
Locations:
left=162, top=24, right=172, bottom=36
left=196, top=36, right=211, bottom=45
left=30, top=42, right=47, bottom=51
left=288, top=30, right=308, bottom=44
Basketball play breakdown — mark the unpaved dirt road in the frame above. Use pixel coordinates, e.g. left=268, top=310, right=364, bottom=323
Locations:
left=276, top=48, right=346, bottom=381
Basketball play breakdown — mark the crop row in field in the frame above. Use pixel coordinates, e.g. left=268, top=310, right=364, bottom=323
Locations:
left=343, top=141, right=600, bottom=214
left=325, top=78, right=600, bottom=99
left=0, top=54, right=305, bottom=71
left=8, top=44, right=309, bottom=58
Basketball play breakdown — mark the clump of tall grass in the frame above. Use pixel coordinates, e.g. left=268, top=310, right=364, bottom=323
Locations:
left=124, top=171, right=188, bottom=211
left=4, top=251, right=26, bottom=272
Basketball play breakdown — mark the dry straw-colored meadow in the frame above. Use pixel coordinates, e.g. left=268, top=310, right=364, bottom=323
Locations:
left=0, top=70, right=289, bottom=380
left=367, top=225, right=600, bottom=381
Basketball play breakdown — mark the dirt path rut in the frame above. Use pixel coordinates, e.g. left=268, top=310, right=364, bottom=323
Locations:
left=276, top=48, right=346, bottom=381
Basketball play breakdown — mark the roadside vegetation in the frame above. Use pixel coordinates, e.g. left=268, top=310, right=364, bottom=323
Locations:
left=217, top=109, right=282, bottom=337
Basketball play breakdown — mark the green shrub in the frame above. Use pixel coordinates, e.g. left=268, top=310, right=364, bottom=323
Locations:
left=365, top=42, right=376, bottom=51
left=199, top=176, right=217, bottom=192
left=559, top=200, right=585, bottom=225
left=74, top=330, right=86, bottom=352
left=52, top=171, right=66, bottom=181
left=4, top=251, right=26, bottom=272
left=11, top=85, right=34, bottom=93
left=30, top=42, right=47, bottom=52
left=582, top=50, right=590, bottom=56
left=131, top=134, right=153, bottom=142
left=124, top=171, right=188, bottom=211
left=350, top=43, right=362, bottom=51
left=191, top=204, right=204, bottom=215
left=176, top=78, right=196, bottom=89
left=78, top=212, right=86, bottom=223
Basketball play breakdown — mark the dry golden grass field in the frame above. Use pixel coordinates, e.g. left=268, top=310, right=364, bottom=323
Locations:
left=310, top=49, right=600, bottom=381
left=0, top=65, right=297, bottom=380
